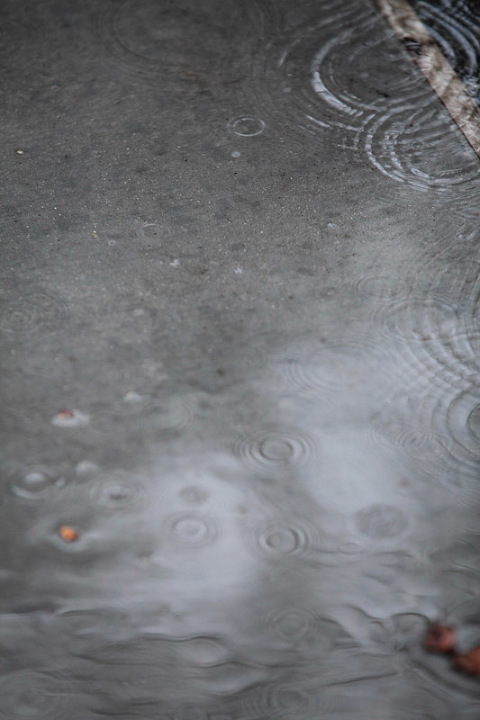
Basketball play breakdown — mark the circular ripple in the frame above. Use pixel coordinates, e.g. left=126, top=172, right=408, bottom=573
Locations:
left=443, top=388, right=480, bottom=477
left=0, top=671, right=73, bottom=720
left=9, top=465, right=66, bottom=501
left=165, top=512, right=218, bottom=547
left=89, top=470, right=145, bottom=510
left=377, top=295, right=459, bottom=345
left=98, top=0, right=249, bottom=81
left=359, top=104, right=480, bottom=190
left=370, top=405, right=444, bottom=459
left=247, top=0, right=479, bottom=188
left=403, top=389, right=480, bottom=496
left=240, top=681, right=315, bottom=719
left=415, top=0, right=480, bottom=101
left=228, top=116, right=266, bottom=136
left=234, top=427, right=315, bottom=475
left=267, top=608, right=317, bottom=642
left=271, top=685, right=314, bottom=715
left=177, top=635, right=229, bottom=666
left=141, top=400, right=195, bottom=436
left=397, top=327, right=480, bottom=392
left=309, top=19, right=426, bottom=128
left=136, top=222, right=161, bottom=242
left=253, top=517, right=319, bottom=560
left=248, top=0, right=422, bottom=134
left=279, top=339, right=394, bottom=397
left=353, top=504, right=409, bottom=540
left=0, top=291, right=67, bottom=335
left=352, top=273, right=402, bottom=303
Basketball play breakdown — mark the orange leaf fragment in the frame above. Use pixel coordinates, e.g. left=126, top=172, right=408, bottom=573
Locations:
left=452, top=647, right=480, bottom=677
left=424, top=623, right=456, bottom=654
left=59, top=525, right=79, bottom=543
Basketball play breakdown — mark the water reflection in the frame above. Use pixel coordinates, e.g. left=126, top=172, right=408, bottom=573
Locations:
left=5, top=305, right=480, bottom=714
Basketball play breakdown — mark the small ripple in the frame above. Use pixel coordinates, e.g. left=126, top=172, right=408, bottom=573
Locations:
left=0, top=290, right=67, bottom=336
left=266, top=608, right=318, bottom=642
left=376, top=295, right=459, bottom=345
left=0, top=670, right=74, bottom=720
left=164, top=512, right=218, bottom=547
left=233, top=426, right=315, bottom=475
left=370, top=405, right=444, bottom=458
left=178, top=485, right=210, bottom=505
left=176, top=636, right=229, bottom=666
left=228, top=116, right=266, bottom=136
left=135, top=222, right=161, bottom=243
left=89, top=470, right=145, bottom=510
left=271, top=685, right=315, bottom=714
left=141, top=399, right=195, bottom=436
left=8, top=465, right=66, bottom=501
left=441, top=387, right=480, bottom=484
left=279, top=339, right=393, bottom=396
left=352, top=273, right=402, bottom=303
left=395, top=327, right=480, bottom=392
left=252, top=517, right=319, bottom=561
left=240, top=681, right=316, bottom=719
left=353, top=504, right=409, bottom=540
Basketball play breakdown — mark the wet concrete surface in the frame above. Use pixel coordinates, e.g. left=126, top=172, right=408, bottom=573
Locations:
left=1, top=0, right=480, bottom=717
left=410, top=0, right=480, bottom=102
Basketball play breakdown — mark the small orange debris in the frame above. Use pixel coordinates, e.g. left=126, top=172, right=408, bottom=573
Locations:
left=452, top=647, right=480, bottom=677
left=424, top=623, right=456, bottom=654
left=59, top=525, right=79, bottom=543
left=57, top=409, right=75, bottom=419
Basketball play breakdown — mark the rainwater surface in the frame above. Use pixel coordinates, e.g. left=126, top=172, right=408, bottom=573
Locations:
left=1, top=0, right=480, bottom=717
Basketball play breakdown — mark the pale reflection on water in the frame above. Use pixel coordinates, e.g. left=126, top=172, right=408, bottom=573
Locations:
left=3, top=326, right=480, bottom=717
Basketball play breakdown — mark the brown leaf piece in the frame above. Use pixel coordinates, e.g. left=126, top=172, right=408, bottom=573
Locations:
left=424, top=623, right=456, bottom=654
left=452, top=647, right=480, bottom=677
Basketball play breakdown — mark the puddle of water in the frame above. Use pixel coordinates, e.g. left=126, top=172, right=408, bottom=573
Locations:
left=2, top=0, right=480, bottom=717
